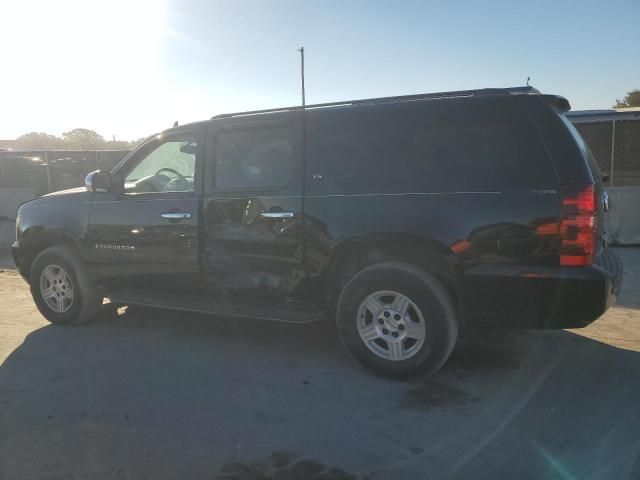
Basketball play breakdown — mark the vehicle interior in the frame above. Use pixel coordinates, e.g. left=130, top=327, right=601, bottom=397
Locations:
left=124, top=140, right=197, bottom=194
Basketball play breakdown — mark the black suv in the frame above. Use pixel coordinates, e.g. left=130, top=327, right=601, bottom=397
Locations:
left=12, top=87, right=622, bottom=377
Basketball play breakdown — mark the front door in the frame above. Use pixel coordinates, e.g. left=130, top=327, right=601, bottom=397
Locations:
left=86, top=127, right=204, bottom=294
left=201, top=114, right=307, bottom=304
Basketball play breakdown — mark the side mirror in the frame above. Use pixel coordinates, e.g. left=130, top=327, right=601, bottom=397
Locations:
left=85, top=170, right=112, bottom=193
left=601, top=174, right=610, bottom=184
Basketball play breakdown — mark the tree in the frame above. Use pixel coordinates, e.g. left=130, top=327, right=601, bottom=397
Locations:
left=15, top=132, right=65, bottom=150
left=613, top=89, right=640, bottom=108
left=61, top=128, right=106, bottom=150
left=13, top=129, right=142, bottom=150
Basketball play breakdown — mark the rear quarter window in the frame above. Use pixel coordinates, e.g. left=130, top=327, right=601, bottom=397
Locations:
left=307, top=99, right=556, bottom=194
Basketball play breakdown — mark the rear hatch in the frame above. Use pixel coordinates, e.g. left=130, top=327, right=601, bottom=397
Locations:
left=557, top=114, right=606, bottom=260
left=524, top=95, right=607, bottom=264
left=554, top=111, right=623, bottom=290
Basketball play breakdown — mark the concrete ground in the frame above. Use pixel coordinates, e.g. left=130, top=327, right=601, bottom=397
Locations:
left=0, top=248, right=639, bottom=479
left=0, top=219, right=14, bottom=269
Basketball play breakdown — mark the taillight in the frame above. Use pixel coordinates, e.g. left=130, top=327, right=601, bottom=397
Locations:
left=559, top=185, right=596, bottom=266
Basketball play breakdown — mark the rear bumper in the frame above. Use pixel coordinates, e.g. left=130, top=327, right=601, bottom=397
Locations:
left=459, top=249, right=622, bottom=330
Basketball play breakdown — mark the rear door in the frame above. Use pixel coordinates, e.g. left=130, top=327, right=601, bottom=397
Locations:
left=201, top=113, right=307, bottom=304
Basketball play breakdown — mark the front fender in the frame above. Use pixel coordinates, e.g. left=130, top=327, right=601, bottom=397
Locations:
left=16, top=196, right=91, bottom=276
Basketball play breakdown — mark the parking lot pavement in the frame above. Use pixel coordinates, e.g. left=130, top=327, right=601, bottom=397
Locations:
left=0, top=250, right=639, bottom=480
left=0, top=218, right=15, bottom=269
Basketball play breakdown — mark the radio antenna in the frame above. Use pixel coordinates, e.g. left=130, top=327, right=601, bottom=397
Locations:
left=298, top=46, right=306, bottom=107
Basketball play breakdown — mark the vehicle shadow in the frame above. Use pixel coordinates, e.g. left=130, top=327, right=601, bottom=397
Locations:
left=1, top=307, right=639, bottom=479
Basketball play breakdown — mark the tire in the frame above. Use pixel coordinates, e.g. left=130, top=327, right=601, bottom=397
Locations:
left=336, top=261, right=458, bottom=378
left=29, top=245, right=101, bottom=325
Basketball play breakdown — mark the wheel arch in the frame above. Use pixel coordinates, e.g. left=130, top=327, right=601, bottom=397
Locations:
left=20, top=227, right=82, bottom=282
left=322, top=233, right=459, bottom=311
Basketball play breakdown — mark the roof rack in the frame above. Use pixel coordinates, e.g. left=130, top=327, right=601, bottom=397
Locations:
left=211, top=86, right=540, bottom=119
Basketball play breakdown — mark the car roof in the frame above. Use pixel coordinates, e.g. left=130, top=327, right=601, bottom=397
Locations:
left=209, top=86, right=560, bottom=120
left=154, top=87, right=568, bottom=134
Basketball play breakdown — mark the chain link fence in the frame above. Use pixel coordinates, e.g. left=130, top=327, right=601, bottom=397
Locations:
left=612, top=120, right=640, bottom=186
left=0, top=150, right=130, bottom=196
left=574, top=119, right=640, bottom=186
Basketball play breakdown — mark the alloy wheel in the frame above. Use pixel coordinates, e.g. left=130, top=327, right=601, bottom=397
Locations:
left=40, top=264, right=74, bottom=313
left=356, top=290, right=426, bottom=361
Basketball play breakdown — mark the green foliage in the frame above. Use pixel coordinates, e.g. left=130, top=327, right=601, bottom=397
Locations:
left=14, top=130, right=144, bottom=150
left=14, top=132, right=64, bottom=150
left=61, top=128, right=105, bottom=150
left=613, top=89, right=640, bottom=108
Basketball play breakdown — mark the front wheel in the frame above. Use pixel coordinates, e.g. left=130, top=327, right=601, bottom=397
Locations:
left=336, top=262, right=458, bottom=378
left=30, top=245, right=101, bottom=325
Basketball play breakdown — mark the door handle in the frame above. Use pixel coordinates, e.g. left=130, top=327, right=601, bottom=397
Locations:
left=161, top=211, right=192, bottom=220
left=261, top=211, right=295, bottom=219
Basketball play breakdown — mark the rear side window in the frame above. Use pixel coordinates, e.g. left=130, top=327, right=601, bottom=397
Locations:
left=307, top=99, right=555, bottom=194
left=214, top=126, right=293, bottom=190
left=411, top=125, right=521, bottom=190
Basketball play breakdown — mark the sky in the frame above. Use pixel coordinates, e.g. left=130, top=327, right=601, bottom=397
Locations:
left=1, top=0, right=638, bottom=141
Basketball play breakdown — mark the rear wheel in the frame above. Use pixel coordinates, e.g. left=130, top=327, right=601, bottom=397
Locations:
left=30, top=245, right=101, bottom=325
left=336, top=262, right=458, bottom=378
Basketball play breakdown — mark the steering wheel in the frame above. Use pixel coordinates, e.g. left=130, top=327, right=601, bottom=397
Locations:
left=155, top=167, right=187, bottom=181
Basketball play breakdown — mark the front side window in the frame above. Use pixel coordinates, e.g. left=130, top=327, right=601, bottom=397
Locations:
left=124, top=138, right=197, bottom=194
left=214, top=127, right=293, bottom=190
